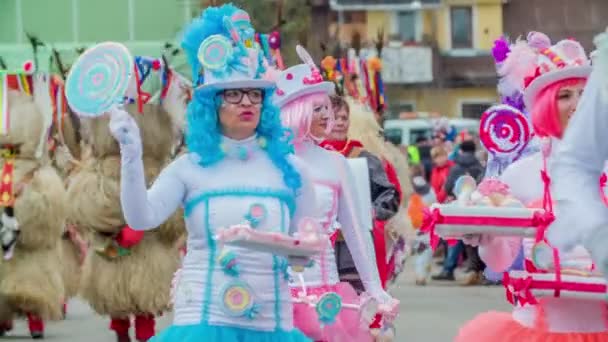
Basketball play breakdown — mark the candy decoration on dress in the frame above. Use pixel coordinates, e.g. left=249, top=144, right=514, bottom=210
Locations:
left=244, top=203, right=267, bottom=228
left=217, top=250, right=240, bottom=277
left=480, top=104, right=532, bottom=176
left=315, top=292, right=342, bottom=325
left=65, top=42, right=133, bottom=117
left=221, top=281, right=258, bottom=318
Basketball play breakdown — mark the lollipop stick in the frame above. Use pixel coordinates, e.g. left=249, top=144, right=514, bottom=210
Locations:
left=298, top=273, right=308, bottom=296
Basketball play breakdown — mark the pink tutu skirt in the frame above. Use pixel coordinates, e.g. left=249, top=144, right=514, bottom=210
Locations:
left=291, top=282, right=373, bottom=342
left=456, top=311, right=608, bottom=342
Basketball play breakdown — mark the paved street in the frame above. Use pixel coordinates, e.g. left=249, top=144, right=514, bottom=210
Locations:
left=2, top=261, right=510, bottom=341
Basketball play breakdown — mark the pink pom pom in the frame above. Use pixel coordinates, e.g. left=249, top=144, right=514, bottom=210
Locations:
left=527, top=31, right=551, bottom=50
left=23, top=60, right=34, bottom=73
left=152, top=60, right=162, bottom=70
left=268, top=31, right=281, bottom=50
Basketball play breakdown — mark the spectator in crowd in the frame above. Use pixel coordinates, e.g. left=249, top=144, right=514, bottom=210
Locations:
left=429, top=145, right=454, bottom=204
left=432, top=141, right=486, bottom=283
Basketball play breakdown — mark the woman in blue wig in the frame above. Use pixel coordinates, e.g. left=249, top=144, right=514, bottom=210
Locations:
left=107, top=4, right=316, bottom=341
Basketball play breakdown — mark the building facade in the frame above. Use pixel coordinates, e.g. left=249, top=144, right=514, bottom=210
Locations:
left=319, top=0, right=608, bottom=120
left=325, top=0, right=503, bottom=119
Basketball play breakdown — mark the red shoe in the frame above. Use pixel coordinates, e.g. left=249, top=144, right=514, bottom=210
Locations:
left=134, top=314, right=155, bottom=341
left=110, top=317, right=131, bottom=342
left=0, top=320, right=13, bottom=336
left=27, top=313, right=44, bottom=339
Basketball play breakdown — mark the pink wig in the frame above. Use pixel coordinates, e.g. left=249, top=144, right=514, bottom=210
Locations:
left=280, top=92, right=334, bottom=145
left=531, top=77, right=586, bottom=138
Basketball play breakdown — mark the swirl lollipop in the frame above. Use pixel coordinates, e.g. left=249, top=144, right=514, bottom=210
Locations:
left=480, top=104, right=532, bottom=159
left=65, top=42, right=133, bottom=117
left=198, top=35, right=234, bottom=73
left=221, top=281, right=255, bottom=317
left=316, top=292, right=342, bottom=324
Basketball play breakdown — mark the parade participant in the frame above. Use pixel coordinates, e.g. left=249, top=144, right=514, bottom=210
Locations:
left=0, top=73, right=67, bottom=339
left=48, top=76, right=88, bottom=319
left=320, top=95, right=400, bottom=291
left=457, top=32, right=608, bottom=341
left=547, top=29, right=608, bottom=278
left=107, top=4, right=318, bottom=342
left=274, top=46, right=398, bottom=342
left=66, top=57, right=187, bottom=341
left=342, top=97, right=412, bottom=285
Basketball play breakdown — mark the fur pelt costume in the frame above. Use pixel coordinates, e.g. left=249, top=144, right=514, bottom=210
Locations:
left=345, top=98, right=414, bottom=282
left=66, top=67, right=187, bottom=342
left=49, top=82, right=88, bottom=316
left=0, top=76, right=68, bottom=338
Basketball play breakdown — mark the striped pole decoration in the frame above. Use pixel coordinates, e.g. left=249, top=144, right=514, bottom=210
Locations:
left=0, top=72, right=9, bottom=135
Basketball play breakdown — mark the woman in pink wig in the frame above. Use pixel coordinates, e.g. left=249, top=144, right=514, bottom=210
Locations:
left=456, top=32, right=608, bottom=342
left=273, top=46, right=398, bottom=342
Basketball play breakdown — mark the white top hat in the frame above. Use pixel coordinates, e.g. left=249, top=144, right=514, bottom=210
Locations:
left=523, top=36, right=592, bottom=109
left=273, top=45, right=335, bottom=108
left=195, top=15, right=274, bottom=94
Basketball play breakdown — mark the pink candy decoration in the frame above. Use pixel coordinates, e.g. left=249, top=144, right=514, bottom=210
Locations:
left=480, top=105, right=531, bottom=158
left=476, top=178, right=511, bottom=197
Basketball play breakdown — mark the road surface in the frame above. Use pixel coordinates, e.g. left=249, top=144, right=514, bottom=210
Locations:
left=3, top=262, right=510, bottom=341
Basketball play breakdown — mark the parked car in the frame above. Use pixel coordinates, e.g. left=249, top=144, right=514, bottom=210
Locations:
left=383, top=117, right=481, bottom=146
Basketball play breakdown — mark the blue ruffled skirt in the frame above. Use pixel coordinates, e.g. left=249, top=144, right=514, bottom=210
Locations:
left=150, top=323, right=312, bottom=342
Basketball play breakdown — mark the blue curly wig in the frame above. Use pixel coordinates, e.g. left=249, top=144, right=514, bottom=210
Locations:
left=182, top=4, right=302, bottom=194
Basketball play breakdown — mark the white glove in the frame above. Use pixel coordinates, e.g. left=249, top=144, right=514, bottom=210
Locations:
left=583, top=228, right=608, bottom=281
left=108, top=107, right=142, bottom=163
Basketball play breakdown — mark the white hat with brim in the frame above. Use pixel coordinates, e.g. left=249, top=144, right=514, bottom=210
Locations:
left=196, top=79, right=275, bottom=95
left=194, top=35, right=275, bottom=96
left=524, top=65, right=592, bottom=109
left=273, top=81, right=335, bottom=108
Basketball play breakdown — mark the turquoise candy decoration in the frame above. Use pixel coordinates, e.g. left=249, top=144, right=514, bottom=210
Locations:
left=217, top=250, right=240, bottom=277
left=65, top=42, right=133, bottom=117
left=244, top=203, right=267, bottom=228
left=220, top=281, right=256, bottom=318
left=237, top=145, right=250, bottom=161
left=316, top=292, right=342, bottom=325
left=197, top=35, right=234, bottom=74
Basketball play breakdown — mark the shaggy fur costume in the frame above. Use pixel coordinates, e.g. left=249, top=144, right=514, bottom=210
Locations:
left=0, top=91, right=67, bottom=322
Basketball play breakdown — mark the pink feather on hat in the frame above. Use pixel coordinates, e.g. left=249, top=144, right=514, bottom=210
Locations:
left=527, top=31, right=551, bottom=50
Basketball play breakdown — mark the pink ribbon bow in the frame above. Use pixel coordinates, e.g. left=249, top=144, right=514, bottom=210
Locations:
left=421, top=207, right=441, bottom=250
left=503, top=273, right=538, bottom=306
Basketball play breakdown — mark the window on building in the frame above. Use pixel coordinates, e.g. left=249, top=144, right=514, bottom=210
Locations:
left=388, top=102, right=416, bottom=118
left=397, top=11, right=417, bottom=43
left=450, top=6, right=473, bottom=49
left=461, top=102, right=492, bottom=119
left=343, top=11, right=366, bottom=24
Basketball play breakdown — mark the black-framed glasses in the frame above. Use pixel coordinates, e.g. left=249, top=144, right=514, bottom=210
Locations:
left=222, top=89, right=264, bottom=105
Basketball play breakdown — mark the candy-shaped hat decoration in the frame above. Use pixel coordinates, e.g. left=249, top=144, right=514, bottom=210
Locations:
left=182, top=4, right=273, bottom=94
left=272, top=45, right=335, bottom=108
left=523, top=32, right=592, bottom=109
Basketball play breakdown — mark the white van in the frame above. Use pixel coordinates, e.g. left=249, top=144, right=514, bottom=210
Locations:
left=383, top=119, right=433, bottom=146
left=383, top=118, right=480, bottom=146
